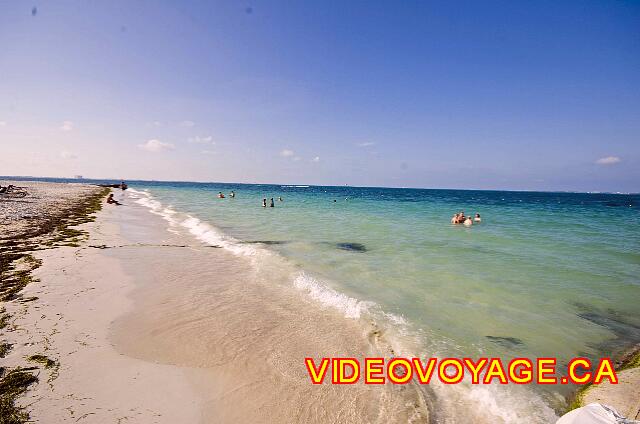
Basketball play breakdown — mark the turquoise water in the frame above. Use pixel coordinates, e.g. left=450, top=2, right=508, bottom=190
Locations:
left=128, top=182, right=639, bottom=374
left=21, top=174, right=628, bottom=418
left=8, top=176, right=638, bottom=419
left=10, top=177, right=638, bottom=419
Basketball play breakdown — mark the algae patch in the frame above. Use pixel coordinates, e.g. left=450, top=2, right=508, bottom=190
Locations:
left=0, top=367, right=38, bottom=424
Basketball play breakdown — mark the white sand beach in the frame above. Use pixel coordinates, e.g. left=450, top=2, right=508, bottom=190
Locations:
left=1, top=184, right=430, bottom=423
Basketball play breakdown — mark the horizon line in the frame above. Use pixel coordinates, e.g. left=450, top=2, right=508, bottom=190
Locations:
left=2, top=175, right=637, bottom=196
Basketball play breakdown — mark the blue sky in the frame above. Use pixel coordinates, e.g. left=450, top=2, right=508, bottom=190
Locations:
left=1, top=1, right=639, bottom=192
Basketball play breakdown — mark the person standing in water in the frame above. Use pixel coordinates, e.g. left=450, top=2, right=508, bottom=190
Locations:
left=230, top=191, right=235, bottom=198
left=278, top=196, right=283, bottom=202
left=474, top=213, right=481, bottom=222
left=218, top=192, right=225, bottom=198
left=262, top=198, right=267, bottom=207
left=270, top=198, right=275, bottom=207
left=464, top=216, right=473, bottom=226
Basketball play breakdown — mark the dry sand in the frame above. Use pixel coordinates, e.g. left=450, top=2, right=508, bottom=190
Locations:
left=581, top=367, right=640, bottom=420
left=2, top=191, right=203, bottom=423
left=0, top=179, right=102, bottom=240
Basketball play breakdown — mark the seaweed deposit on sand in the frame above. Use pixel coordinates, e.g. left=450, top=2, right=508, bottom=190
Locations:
left=0, top=181, right=108, bottom=423
left=568, top=344, right=640, bottom=418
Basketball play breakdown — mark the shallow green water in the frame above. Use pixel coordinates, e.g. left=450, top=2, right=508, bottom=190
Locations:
left=129, top=181, right=639, bottom=412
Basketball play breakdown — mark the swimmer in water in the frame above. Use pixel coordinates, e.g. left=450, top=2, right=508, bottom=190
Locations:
left=278, top=196, right=283, bottom=202
left=230, top=191, right=235, bottom=198
left=262, top=198, right=267, bottom=207
left=218, top=192, right=225, bottom=198
left=474, top=213, right=481, bottom=222
left=464, top=216, right=473, bottom=226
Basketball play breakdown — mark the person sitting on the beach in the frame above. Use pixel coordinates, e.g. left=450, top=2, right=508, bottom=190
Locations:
left=464, top=216, right=473, bottom=226
left=106, top=193, right=121, bottom=205
left=262, top=198, right=267, bottom=207
left=474, top=213, right=481, bottom=222
left=218, top=192, right=225, bottom=198
left=230, top=191, right=235, bottom=198
left=270, top=198, right=275, bottom=207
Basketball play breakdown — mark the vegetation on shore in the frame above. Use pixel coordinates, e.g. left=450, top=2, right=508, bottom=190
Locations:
left=0, top=185, right=109, bottom=424
left=0, top=367, right=39, bottom=424
left=566, top=344, right=640, bottom=412
left=27, top=354, right=60, bottom=385
left=0, top=342, right=12, bottom=358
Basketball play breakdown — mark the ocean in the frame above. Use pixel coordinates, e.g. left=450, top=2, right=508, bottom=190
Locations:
left=11, top=177, right=640, bottom=421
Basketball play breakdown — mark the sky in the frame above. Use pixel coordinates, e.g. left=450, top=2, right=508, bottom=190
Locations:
left=0, top=1, right=639, bottom=192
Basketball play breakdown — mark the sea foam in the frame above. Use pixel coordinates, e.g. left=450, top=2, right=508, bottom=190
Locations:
left=294, top=272, right=376, bottom=319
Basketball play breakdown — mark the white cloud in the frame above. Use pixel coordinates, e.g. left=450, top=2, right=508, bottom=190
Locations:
left=595, top=156, right=621, bottom=165
left=60, top=151, right=78, bottom=159
left=188, top=135, right=214, bottom=145
left=312, top=156, right=320, bottom=162
left=60, top=121, right=74, bottom=131
left=293, top=156, right=301, bottom=161
left=0, top=121, right=6, bottom=127
left=138, top=139, right=175, bottom=152
left=280, top=149, right=295, bottom=157
left=179, top=120, right=195, bottom=127
left=356, top=142, right=375, bottom=147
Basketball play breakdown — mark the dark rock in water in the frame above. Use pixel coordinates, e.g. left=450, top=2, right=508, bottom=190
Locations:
left=336, top=242, right=367, bottom=252
left=486, top=336, right=524, bottom=348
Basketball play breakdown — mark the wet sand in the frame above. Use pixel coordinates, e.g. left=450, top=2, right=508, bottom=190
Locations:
left=4, top=187, right=431, bottom=423
left=107, top=191, right=430, bottom=423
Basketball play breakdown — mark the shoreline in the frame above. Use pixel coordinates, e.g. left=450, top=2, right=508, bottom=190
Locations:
left=1, top=180, right=638, bottom=422
left=2, top=182, right=431, bottom=422
left=111, top=188, right=432, bottom=423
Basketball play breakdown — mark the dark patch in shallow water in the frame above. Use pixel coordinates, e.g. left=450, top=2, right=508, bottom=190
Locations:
left=336, top=242, right=367, bottom=252
left=605, top=200, right=634, bottom=207
left=574, top=303, right=640, bottom=355
left=486, top=336, right=524, bottom=348
left=577, top=312, right=640, bottom=341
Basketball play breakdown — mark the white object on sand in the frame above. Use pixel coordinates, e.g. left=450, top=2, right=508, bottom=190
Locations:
left=556, top=403, right=637, bottom=424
